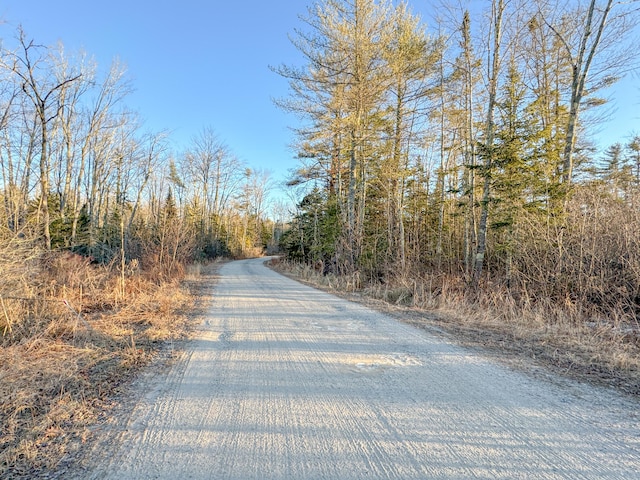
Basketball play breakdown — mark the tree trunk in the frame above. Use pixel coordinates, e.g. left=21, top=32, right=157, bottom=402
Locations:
left=560, top=0, right=614, bottom=187
left=472, top=0, right=504, bottom=288
left=39, top=105, right=52, bottom=250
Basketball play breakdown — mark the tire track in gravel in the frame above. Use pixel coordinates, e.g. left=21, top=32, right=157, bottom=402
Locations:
left=83, top=257, right=639, bottom=479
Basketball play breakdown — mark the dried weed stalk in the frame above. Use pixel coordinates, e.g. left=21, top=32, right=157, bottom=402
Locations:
left=0, top=241, right=196, bottom=479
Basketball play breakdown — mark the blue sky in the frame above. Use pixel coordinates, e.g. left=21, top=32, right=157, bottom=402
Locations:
left=1, top=1, right=638, bottom=193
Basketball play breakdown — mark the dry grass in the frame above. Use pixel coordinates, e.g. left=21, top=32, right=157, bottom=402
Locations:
left=270, top=258, right=640, bottom=396
left=0, top=243, right=202, bottom=479
left=428, top=288, right=640, bottom=393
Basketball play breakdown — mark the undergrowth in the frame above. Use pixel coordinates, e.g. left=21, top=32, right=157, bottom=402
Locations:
left=0, top=246, right=199, bottom=479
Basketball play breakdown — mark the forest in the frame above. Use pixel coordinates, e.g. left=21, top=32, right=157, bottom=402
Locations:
left=275, top=0, right=640, bottom=325
left=0, top=0, right=638, bottom=320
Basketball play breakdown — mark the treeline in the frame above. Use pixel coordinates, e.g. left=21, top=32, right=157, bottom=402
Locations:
left=0, top=28, right=276, bottom=275
left=277, top=0, right=640, bottom=315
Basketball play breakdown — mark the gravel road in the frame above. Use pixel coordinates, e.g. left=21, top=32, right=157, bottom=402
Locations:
left=83, top=258, right=639, bottom=479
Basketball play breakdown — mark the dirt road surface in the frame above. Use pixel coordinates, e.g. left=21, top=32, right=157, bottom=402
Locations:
left=79, top=258, right=639, bottom=479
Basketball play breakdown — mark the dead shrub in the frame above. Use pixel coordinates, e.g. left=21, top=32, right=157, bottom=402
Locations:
left=0, top=243, right=196, bottom=478
left=511, top=187, right=640, bottom=318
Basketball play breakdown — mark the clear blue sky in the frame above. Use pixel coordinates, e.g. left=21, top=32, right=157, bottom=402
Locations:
left=1, top=1, right=638, bottom=191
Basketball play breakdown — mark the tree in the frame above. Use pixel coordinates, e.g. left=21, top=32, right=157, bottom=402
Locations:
left=456, top=10, right=482, bottom=277
left=626, top=135, right=640, bottom=189
left=538, top=0, right=639, bottom=187
left=0, top=81, right=23, bottom=232
left=280, top=187, right=339, bottom=265
left=491, top=62, right=537, bottom=284
left=182, top=127, right=245, bottom=257
left=277, top=0, right=394, bottom=273
left=236, top=168, right=273, bottom=253
left=71, top=59, right=131, bottom=247
left=380, top=3, right=439, bottom=273
left=1, top=29, right=81, bottom=249
left=472, top=0, right=506, bottom=288
left=597, top=142, right=633, bottom=199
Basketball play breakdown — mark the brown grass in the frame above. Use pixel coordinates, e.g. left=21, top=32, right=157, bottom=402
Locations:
left=270, top=258, right=640, bottom=396
left=0, top=242, right=201, bottom=479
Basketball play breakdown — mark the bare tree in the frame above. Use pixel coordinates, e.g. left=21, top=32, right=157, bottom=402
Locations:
left=538, top=0, right=639, bottom=186
left=472, top=0, right=506, bottom=288
left=0, top=81, right=22, bottom=231
left=1, top=28, right=81, bottom=249
left=183, top=127, right=244, bottom=239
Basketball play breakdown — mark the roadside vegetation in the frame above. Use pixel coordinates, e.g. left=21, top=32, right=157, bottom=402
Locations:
left=271, top=255, right=640, bottom=395
left=0, top=239, right=196, bottom=478
left=274, top=0, right=640, bottom=394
